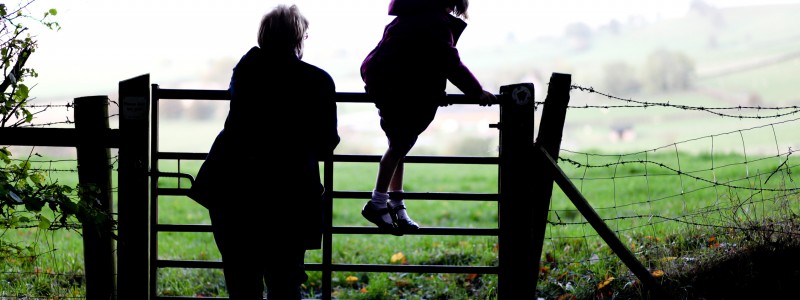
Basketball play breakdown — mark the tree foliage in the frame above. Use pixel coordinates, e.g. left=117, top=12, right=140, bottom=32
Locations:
left=0, top=1, right=115, bottom=258
left=602, top=61, right=641, bottom=96
left=642, top=48, right=696, bottom=93
left=0, top=2, right=59, bottom=127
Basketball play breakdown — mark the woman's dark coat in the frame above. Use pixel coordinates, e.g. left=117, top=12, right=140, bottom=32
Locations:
left=189, top=46, right=339, bottom=250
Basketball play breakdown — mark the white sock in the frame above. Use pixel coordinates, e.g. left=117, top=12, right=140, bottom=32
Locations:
left=370, top=190, right=389, bottom=208
left=370, top=191, right=393, bottom=224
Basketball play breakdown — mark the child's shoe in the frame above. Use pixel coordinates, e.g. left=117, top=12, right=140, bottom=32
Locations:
left=361, top=201, right=401, bottom=236
left=388, top=193, right=420, bottom=231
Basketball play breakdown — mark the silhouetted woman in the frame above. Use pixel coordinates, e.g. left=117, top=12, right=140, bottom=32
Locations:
left=188, top=4, right=339, bottom=299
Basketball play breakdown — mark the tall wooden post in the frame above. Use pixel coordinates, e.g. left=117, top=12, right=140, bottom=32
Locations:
left=497, top=82, right=537, bottom=299
left=117, top=74, right=151, bottom=300
left=531, top=73, right=571, bottom=298
left=75, top=95, right=117, bottom=300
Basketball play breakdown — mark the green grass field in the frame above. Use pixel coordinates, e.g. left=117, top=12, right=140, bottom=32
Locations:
left=3, top=148, right=798, bottom=299
left=153, top=161, right=501, bottom=299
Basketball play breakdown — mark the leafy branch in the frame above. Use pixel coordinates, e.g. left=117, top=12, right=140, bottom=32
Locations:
left=0, top=1, right=116, bottom=259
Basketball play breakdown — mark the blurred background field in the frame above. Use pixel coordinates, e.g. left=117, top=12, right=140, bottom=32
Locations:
left=5, top=0, right=800, bottom=299
left=18, top=1, right=800, bottom=158
left=127, top=2, right=800, bottom=160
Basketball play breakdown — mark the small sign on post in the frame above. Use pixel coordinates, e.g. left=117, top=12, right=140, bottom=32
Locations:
left=122, top=96, right=147, bottom=121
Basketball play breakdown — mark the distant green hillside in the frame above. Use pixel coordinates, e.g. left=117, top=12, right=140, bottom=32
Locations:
left=497, top=3, right=800, bottom=153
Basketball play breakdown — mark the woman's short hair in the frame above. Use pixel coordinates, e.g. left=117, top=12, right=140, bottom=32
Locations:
left=448, top=0, right=469, bottom=19
left=257, top=4, right=308, bottom=55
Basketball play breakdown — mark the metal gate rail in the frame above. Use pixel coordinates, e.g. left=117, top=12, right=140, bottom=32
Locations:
left=149, top=85, right=508, bottom=300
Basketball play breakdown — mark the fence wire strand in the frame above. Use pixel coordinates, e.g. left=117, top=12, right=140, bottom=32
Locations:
left=539, top=84, right=800, bottom=282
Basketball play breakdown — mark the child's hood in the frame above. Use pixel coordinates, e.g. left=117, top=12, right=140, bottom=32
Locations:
left=388, top=0, right=443, bottom=16
left=386, top=0, right=467, bottom=42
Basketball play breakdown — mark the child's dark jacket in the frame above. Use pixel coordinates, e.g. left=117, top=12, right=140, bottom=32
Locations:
left=361, top=0, right=484, bottom=103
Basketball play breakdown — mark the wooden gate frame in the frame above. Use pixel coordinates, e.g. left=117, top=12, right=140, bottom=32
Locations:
left=115, top=72, right=669, bottom=299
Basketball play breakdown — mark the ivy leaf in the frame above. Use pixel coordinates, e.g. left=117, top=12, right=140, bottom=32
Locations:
left=38, top=215, right=51, bottom=230
left=0, top=147, right=10, bottom=164
left=15, top=84, right=29, bottom=100
left=17, top=160, right=30, bottom=170
left=29, top=173, right=44, bottom=187
left=48, top=8, right=57, bottom=16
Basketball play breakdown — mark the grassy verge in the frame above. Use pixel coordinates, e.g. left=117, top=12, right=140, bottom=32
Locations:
left=1, top=150, right=798, bottom=299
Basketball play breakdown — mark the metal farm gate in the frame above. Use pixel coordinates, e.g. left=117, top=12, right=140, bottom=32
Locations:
left=112, top=72, right=666, bottom=300
left=134, top=71, right=538, bottom=299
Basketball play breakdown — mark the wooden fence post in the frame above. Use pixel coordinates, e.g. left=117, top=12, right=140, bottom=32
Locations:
left=117, top=74, right=151, bottom=300
left=531, top=73, right=571, bottom=298
left=75, top=96, right=117, bottom=300
left=497, top=82, right=537, bottom=299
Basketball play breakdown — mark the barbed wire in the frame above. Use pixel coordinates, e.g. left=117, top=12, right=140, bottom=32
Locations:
left=9, top=98, right=119, bottom=128
left=533, top=83, right=800, bottom=119
left=549, top=187, right=798, bottom=225
left=559, top=156, right=798, bottom=194
left=18, top=118, right=75, bottom=127
left=27, top=103, right=74, bottom=109
left=7, top=156, right=120, bottom=173
left=27, top=98, right=119, bottom=109
left=10, top=158, right=79, bottom=163
left=569, top=84, right=800, bottom=119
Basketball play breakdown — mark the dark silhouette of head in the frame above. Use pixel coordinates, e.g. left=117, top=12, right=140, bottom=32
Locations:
left=257, top=4, right=309, bottom=58
left=447, top=0, right=469, bottom=19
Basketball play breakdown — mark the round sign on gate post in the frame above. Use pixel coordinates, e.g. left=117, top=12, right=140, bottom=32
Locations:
left=512, top=85, right=533, bottom=105
left=496, top=82, right=536, bottom=130
left=500, top=83, right=534, bottom=107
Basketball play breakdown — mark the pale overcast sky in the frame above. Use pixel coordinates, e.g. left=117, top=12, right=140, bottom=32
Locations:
left=21, top=0, right=800, bottom=100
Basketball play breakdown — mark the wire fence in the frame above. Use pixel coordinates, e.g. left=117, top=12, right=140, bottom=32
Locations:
left=536, top=84, right=800, bottom=293
left=13, top=98, right=120, bottom=128
left=5, top=86, right=800, bottom=297
left=1, top=96, right=120, bottom=299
